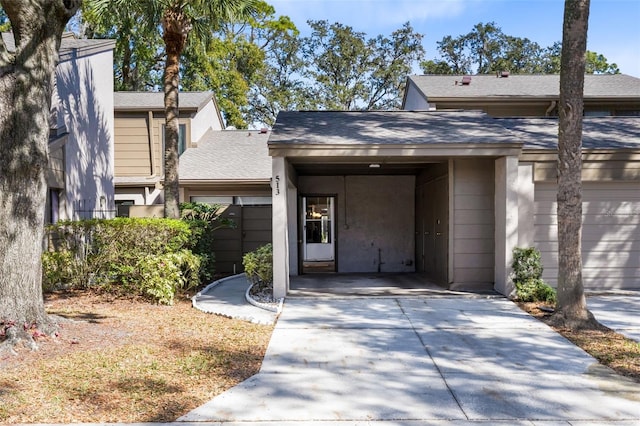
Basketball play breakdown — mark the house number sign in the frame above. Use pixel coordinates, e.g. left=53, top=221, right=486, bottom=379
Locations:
left=275, top=175, right=281, bottom=195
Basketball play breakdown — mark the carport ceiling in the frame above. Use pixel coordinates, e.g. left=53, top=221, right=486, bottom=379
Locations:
left=290, top=157, right=443, bottom=176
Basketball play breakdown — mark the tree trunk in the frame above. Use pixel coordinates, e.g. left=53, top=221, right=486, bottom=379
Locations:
left=552, top=0, right=599, bottom=330
left=162, top=8, right=190, bottom=219
left=0, top=0, right=80, bottom=349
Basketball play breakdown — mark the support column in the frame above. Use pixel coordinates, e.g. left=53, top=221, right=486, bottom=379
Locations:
left=272, top=156, right=290, bottom=299
left=517, top=163, right=535, bottom=247
left=495, top=156, right=519, bottom=296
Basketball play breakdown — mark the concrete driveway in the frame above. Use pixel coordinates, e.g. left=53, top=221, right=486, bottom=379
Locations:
left=180, top=296, right=640, bottom=425
left=588, top=294, right=640, bottom=342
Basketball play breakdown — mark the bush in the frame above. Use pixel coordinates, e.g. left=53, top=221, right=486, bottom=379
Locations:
left=243, top=244, right=273, bottom=292
left=43, top=218, right=200, bottom=304
left=511, top=247, right=556, bottom=304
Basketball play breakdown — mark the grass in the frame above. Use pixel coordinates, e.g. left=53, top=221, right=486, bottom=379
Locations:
left=0, top=291, right=273, bottom=423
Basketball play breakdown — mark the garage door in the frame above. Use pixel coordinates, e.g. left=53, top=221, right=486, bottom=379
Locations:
left=534, top=182, right=640, bottom=290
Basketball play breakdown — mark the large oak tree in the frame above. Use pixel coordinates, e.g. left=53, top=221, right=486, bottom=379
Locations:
left=0, top=0, right=81, bottom=351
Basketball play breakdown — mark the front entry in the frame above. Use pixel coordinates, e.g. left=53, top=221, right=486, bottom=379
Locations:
left=302, top=196, right=335, bottom=271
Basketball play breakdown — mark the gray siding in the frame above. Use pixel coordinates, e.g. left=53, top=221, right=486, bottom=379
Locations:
left=534, top=182, right=640, bottom=290
left=452, top=159, right=495, bottom=284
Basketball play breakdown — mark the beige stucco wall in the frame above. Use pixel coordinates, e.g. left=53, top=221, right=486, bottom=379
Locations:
left=55, top=46, right=115, bottom=220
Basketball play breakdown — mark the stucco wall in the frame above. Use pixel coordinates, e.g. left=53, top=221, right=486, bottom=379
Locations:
left=403, top=81, right=430, bottom=111
left=298, top=175, right=415, bottom=273
left=56, top=48, right=115, bottom=220
left=191, top=99, right=223, bottom=141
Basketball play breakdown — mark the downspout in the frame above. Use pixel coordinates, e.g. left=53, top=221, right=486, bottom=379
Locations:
left=545, top=100, right=557, bottom=117
left=148, top=110, right=156, bottom=176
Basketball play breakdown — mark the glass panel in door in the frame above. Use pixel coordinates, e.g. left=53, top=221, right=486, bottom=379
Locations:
left=303, top=196, right=335, bottom=261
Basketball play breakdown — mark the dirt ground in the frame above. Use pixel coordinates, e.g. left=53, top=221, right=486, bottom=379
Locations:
left=0, top=291, right=274, bottom=423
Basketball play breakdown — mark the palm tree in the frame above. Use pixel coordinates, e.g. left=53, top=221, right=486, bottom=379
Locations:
left=90, top=0, right=258, bottom=218
left=553, top=0, right=600, bottom=329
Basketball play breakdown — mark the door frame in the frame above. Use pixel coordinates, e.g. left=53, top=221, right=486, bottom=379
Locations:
left=299, top=194, right=337, bottom=273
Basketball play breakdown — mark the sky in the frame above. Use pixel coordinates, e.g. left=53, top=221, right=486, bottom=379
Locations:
left=268, top=0, right=640, bottom=77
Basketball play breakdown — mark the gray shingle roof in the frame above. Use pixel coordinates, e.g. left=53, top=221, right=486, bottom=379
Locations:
left=179, top=129, right=271, bottom=181
left=1, top=32, right=115, bottom=60
left=407, top=74, right=640, bottom=99
left=499, top=116, right=640, bottom=150
left=114, top=91, right=214, bottom=111
left=269, top=110, right=520, bottom=145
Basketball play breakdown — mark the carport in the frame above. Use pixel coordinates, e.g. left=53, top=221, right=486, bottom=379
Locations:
left=268, top=110, right=523, bottom=299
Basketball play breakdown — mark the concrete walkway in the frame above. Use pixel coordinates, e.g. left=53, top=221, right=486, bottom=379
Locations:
left=179, top=295, right=640, bottom=425
left=192, top=274, right=280, bottom=325
left=588, top=293, right=640, bottom=342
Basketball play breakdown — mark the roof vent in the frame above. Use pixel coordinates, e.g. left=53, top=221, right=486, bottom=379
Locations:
left=498, top=70, right=510, bottom=78
left=461, top=76, right=472, bottom=85
left=260, top=127, right=268, bottom=134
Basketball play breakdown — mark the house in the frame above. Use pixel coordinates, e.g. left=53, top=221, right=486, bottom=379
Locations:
left=268, top=74, right=640, bottom=299
left=3, top=32, right=116, bottom=222
left=114, top=91, right=272, bottom=273
left=113, top=91, right=224, bottom=215
left=402, top=74, right=640, bottom=117
left=179, top=129, right=272, bottom=274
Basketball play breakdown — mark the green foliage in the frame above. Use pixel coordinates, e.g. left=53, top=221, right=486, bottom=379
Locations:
left=303, top=20, right=424, bottom=111
left=421, top=21, right=619, bottom=75
left=41, top=250, right=81, bottom=292
left=81, top=2, right=163, bottom=90
left=243, top=243, right=273, bottom=290
left=511, top=247, right=556, bottom=304
left=0, top=6, right=10, bottom=32
left=516, top=278, right=557, bottom=304
left=43, top=218, right=201, bottom=304
left=136, top=251, right=201, bottom=305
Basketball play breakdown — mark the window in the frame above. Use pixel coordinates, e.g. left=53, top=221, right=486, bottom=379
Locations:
left=235, top=196, right=272, bottom=206
left=47, top=189, right=61, bottom=224
left=162, top=123, right=187, bottom=156
left=115, top=200, right=135, bottom=217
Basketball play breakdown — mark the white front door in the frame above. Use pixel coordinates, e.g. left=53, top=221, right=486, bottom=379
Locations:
left=303, top=196, right=335, bottom=261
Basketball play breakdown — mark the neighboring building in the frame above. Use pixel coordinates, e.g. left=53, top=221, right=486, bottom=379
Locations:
left=3, top=32, right=116, bottom=222
left=179, top=129, right=272, bottom=274
left=501, top=117, right=640, bottom=290
left=403, top=74, right=640, bottom=117
left=268, top=74, right=640, bottom=298
left=113, top=91, right=224, bottom=215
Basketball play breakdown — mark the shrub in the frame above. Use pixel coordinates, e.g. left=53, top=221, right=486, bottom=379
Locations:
left=243, top=244, right=273, bottom=292
left=516, top=278, right=557, bottom=304
left=43, top=218, right=200, bottom=304
left=136, top=251, right=201, bottom=305
left=511, top=247, right=556, bottom=304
